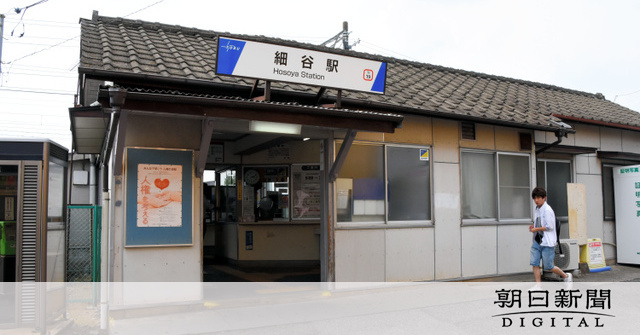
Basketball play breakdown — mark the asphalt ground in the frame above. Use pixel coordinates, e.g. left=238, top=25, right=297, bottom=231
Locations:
left=2, top=263, right=639, bottom=335
left=464, top=263, right=640, bottom=283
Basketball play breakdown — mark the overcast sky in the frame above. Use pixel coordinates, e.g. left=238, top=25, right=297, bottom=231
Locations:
left=2, top=0, right=639, bottom=150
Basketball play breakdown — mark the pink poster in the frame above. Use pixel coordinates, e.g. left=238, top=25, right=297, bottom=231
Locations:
left=137, top=164, right=183, bottom=227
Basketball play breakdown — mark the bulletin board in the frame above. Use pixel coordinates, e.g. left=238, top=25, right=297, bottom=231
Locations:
left=125, top=147, right=193, bottom=247
left=291, top=164, right=321, bottom=219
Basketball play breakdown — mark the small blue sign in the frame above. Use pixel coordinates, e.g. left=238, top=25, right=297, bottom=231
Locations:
left=420, top=149, right=430, bottom=161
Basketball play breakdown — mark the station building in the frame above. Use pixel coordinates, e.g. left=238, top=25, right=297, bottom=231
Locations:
left=67, top=12, right=640, bottom=283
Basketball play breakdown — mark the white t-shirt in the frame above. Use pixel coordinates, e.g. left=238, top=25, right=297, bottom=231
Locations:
left=533, top=201, right=557, bottom=247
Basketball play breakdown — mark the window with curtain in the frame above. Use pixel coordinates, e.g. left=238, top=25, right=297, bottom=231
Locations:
left=461, top=151, right=496, bottom=219
left=336, top=142, right=431, bottom=223
left=461, top=151, right=531, bottom=221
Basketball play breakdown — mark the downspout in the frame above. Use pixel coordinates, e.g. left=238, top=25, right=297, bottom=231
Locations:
left=89, top=155, right=96, bottom=204
left=100, top=178, right=109, bottom=331
left=535, top=128, right=568, bottom=155
left=99, top=87, right=127, bottom=331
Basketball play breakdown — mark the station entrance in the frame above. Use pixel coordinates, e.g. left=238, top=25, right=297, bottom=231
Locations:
left=199, top=135, right=323, bottom=282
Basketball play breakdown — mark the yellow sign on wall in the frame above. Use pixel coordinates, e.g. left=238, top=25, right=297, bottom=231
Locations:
left=580, top=238, right=607, bottom=270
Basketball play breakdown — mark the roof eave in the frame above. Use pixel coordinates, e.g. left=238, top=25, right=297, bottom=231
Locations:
left=554, top=113, right=640, bottom=132
left=78, top=67, right=571, bottom=134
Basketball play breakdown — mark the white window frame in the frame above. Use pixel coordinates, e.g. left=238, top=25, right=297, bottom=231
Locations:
left=461, top=149, right=532, bottom=225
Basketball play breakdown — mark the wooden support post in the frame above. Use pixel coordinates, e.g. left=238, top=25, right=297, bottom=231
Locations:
left=249, top=79, right=260, bottom=99
left=264, top=81, right=271, bottom=101
left=329, top=129, right=357, bottom=182
left=196, top=118, right=215, bottom=178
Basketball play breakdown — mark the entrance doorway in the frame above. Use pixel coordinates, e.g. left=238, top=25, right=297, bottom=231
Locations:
left=201, top=161, right=321, bottom=282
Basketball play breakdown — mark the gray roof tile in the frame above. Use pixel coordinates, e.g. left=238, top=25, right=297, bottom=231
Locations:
left=79, top=14, right=640, bottom=132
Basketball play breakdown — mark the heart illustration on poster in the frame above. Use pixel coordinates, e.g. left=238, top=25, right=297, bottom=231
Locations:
left=154, top=178, right=170, bottom=190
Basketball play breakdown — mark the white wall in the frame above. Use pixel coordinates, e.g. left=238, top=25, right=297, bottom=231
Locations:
left=112, top=113, right=203, bottom=282
left=385, top=228, right=434, bottom=281
left=335, top=229, right=386, bottom=282
left=461, top=226, right=497, bottom=277
left=497, top=224, right=533, bottom=274
left=432, top=119, right=462, bottom=280
left=460, top=224, right=533, bottom=278
left=335, top=228, right=435, bottom=282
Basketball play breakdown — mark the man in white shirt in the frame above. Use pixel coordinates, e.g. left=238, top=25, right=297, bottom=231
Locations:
left=529, top=187, right=572, bottom=289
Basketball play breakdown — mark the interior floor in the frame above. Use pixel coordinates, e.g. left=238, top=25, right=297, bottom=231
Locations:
left=203, top=253, right=320, bottom=282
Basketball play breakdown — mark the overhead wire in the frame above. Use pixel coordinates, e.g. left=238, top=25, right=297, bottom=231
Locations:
left=614, top=88, right=640, bottom=102
left=1, top=0, right=169, bottom=147
left=3, top=17, right=78, bottom=28
left=0, top=86, right=75, bottom=95
left=124, top=0, right=166, bottom=17
left=8, top=0, right=50, bottom=37
left=2, top=35, right=79, bottom=65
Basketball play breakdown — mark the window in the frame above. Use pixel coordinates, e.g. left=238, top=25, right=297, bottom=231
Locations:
left=47, top=162, right=66, bottom=282
left=219, top=169, right=237, bottom=222
left=336, top=142, right=431, bottom=223
left=242, top=166, right=289, bottom=222
left=388, top=146, right=431, bottom=221
left=461, top=151, right=531, bottom=221
left=536, top=160, right=572, bottom=218
left=602, top=165, right=616, bottom=220
left=498, top=154, right=531, bottom=219
left=461, top=152, right=496, bottom=219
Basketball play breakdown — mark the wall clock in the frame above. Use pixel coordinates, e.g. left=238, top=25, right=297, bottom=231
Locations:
left=244, top=169, right=260, bottom=185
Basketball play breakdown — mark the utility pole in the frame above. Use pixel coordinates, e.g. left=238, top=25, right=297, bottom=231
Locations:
left=0, top=14, right=5, bottom=74
left=321, top=21, right=359, bottom=50
left=342, top=21, right=349, bottom=50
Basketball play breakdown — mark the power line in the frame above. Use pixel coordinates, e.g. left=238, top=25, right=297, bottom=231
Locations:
left=8, top=0, right=50, bottom=37
left=1, top=34, right=78, bottom=65
left=0, top=86, right=75, bottom=95
left=0, top=97, right=70, bottom=105
left=3, top=17, right=77, bottom=28
left=358, top=41, right=419, bottom=62
left=4, top=71, right=75, bottom=79
left=124, top=0, right=167, bottom=17
left=5, top=34, right=81, bottom=41
left=614, top=88, right=640, bottom=102
left=5, top=41, right=76, bottom=48
left=9, top=63, right=78, bottom=72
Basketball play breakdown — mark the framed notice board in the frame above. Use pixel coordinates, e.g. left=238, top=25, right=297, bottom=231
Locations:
left=125, top=148, right=193, bottom=247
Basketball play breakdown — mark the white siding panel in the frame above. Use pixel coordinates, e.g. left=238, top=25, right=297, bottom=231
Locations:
left=385, top=228, right=434, bottom=281
left=462, top=226, right=497, bottom=277
left=497, top=225, right=532, bottom=274
left=335, top=229, right=385, bottom=282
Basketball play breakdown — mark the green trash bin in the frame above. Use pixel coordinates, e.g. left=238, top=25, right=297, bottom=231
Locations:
left=0, top=221, right=16, bottom=256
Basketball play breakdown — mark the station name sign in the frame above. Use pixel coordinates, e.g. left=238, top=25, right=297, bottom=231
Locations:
left=216, top=36, right=387, bottom=94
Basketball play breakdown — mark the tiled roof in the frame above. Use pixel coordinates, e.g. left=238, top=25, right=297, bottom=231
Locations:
left=79, top=14, right=640, bottom=132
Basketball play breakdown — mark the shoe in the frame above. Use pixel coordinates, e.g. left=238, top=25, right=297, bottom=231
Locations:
left=528, top=284, right=543, bottom=291
left=564, top=273, right=573, bottom=289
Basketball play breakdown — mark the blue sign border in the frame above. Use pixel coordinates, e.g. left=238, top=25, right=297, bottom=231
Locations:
left=125, top=148, right=193, bottom=247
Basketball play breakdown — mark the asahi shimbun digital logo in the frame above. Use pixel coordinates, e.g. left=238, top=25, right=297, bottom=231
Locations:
left=493, top=288, right=614, bottom=328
